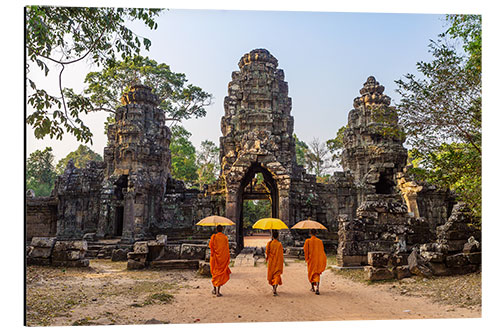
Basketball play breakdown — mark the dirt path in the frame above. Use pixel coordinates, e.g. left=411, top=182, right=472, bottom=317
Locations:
left=41, top=260, right=479, bottom=326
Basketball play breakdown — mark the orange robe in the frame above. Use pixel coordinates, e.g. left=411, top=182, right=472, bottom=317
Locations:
left=209, top=232, right=231, bottom=287
left=266, top=239, right=284, bottom=286
left=303, top=235, right=327, bottom=283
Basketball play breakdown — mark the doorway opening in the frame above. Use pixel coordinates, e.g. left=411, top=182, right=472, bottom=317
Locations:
left=115, top=206, right=124, bottom=237
left=236, top=163, right=278, bottom=250
left=375, top=172, right=394, bottom=194
left=242, top=198, right=271, bottom=247
left=113, top=175, right=128, bottom=237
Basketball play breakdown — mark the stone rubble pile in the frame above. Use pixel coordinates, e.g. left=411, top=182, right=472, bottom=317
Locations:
left=363, top=203, right=481, bottom=281
left=51, top=240, right=89, bottom=267
left=127, top=234, right=209, bottom=270
left=27, top=237, right=57, bottom=266
left=27, top=238, right=89, bottom=267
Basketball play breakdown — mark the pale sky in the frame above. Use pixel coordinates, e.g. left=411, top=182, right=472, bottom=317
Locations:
left=26, top=6, right=449, bottom=162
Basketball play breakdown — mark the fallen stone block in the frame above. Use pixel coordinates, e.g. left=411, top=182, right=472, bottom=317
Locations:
left=389, top=254, right=408, bottom=267
left=30, top=237, right=57, bottom=248
left=444, top=240, right=468, bottom=252
left=150, top=259, right=200, bottom=270
left=53, top=240, right=88, bottom=252
left=156, top=234, right=168, bottom=244
left=127, top=259, right=146, bottom=270
left=111, top=248, right=128, bottom=261
left=463, top=236, right=480, bottom=254
left=420, top=251, right=445, bottom=263
left=408, top=249, right=433, bottom=278
left=147, top=239, right=165, bottom=247
left=198, top=261, right=211, bottom=276
left=127, top=252, right=147, bottom=262
left=429, top=262, right=450, bottom=276
left=465, top=252, right=481, bottom=265
left=161, top=244, right=181, bottom=260
left=395, top=265, right=412, bottom=279
left=337, top=255, right=368, bottom=267
left=285, top=247, right=304, bottom=258
left=29, top=247, right=53, bottom=259
left=133, top=241, right=149, bottom=254
left=367, top=251, right=391, bottom=268
left=180, top=244, right=207, bottom=260
left=445, top=253, right=469, bottom=268
left=364, top=266, right=394, bottom=281
left=52, top=250, right=85, bottom=262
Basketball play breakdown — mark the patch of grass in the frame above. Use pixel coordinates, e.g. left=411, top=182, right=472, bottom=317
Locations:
left=327, top=255, right=337, bottom=266
left=229, top=260, right=235, bottom=267
left=100, top=280, right=176, bottom=298
left=392, top=272, right=482, bottom=308
left=134, top=292, right=175, bottom=307
left=331, top=267, right=366, bottom=283
left=26, top=287, right=88, bottom=326
left=331, top=265, right=481, bottom=309
left=149, top=292, right=175, bottom=303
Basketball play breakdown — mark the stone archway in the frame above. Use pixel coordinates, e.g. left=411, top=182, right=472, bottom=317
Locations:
left=224, top=156, right=292, bottom=251
left=236, top=163, right=278, bottom=249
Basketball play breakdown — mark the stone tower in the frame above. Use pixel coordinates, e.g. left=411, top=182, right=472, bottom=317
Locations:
left=220, top=49, right=297, bottom=247
left=342, top=76, right=407, bottom=203
left=97, top=84, right=171, bottom=243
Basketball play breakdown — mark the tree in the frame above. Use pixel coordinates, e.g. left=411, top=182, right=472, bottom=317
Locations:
left=66, top=55, right=213, bottom=133
left=55, top=145, right=103, bottom=175
left=294, top=134, right=309, bottom=167
left=26, top=147, right=57, bottom=196
left=304, top=138, right=333, bottom=177
left=170, top=125, right=198, bottom=187
left=242, top=200, right=271, bottom=230
left=26, top=6, right=163, bottom=143
left=408, top=143, right=481, bottom=219
left=396, top=14, right=481, bottom=222
left=326, top=125, right=346, bottom=168
left=196, top=140, right=220, bottom=190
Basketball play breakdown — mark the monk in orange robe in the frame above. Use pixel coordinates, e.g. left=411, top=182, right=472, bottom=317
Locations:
left=209, top=225, right=231, bottom=297
left=265, top=230, right=284, bottom=296
left=303, top=229, right=327, bottom=295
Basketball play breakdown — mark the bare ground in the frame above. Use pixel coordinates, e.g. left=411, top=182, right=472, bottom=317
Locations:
left=25, top=258, right=481, bottom=326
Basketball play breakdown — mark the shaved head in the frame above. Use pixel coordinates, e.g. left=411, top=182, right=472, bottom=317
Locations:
left=272, top=230, right=279, bottom=239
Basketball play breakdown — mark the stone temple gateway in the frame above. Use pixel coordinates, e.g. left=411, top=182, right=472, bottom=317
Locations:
left=27, top=49, right=478, bottom=274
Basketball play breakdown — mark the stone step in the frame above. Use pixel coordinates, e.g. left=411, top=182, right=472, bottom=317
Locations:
left=233, top=253, right=255, bottom=267
left=149, top=259, right=200, bottom=270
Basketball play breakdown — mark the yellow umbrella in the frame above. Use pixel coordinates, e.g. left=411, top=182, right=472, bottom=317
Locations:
left=291, top=220, right=328, bottom=230
left=196, top=215, right=235, bottom=226
left=252, top=218, right=289, bottom=230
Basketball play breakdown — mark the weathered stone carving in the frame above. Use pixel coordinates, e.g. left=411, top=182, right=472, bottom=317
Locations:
left=97, top=84, right=171, bottom=243
left=54, top=159, right=105, bottom=240
left=342, top=76, right=407, bottom=203
left=220, top=49, right=296, bottom=247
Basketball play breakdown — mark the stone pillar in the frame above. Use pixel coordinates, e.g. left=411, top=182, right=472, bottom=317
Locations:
left=121, top=193, right=135, bottom=243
